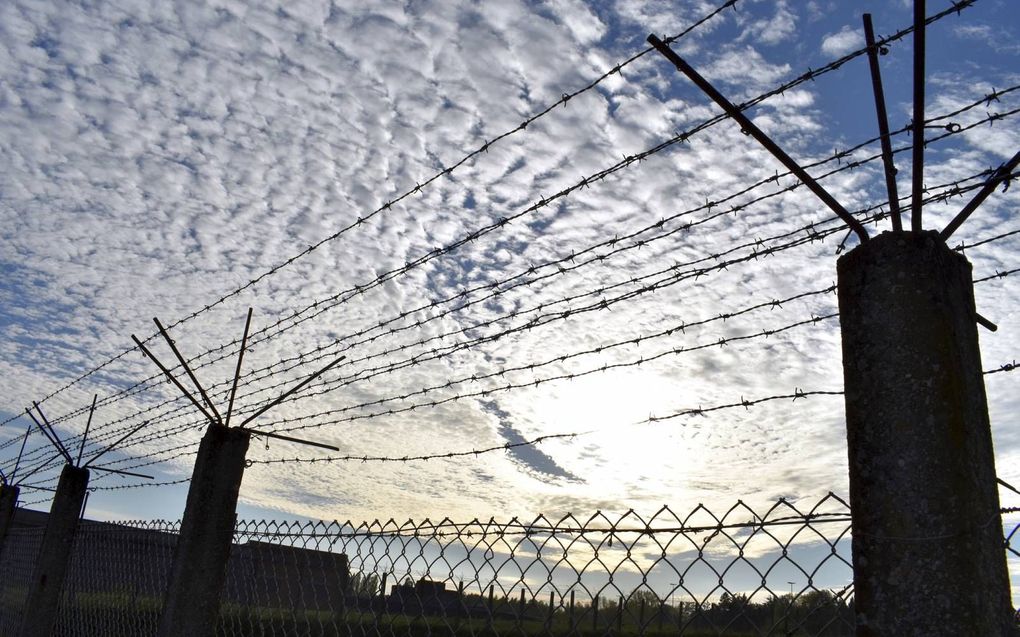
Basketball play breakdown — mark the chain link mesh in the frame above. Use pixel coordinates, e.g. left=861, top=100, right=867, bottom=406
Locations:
left=0, top=526, right=44, bottom=636
left=1, top=495, right=1017, bottom=635
left=49, top=520, right=179, bottom=637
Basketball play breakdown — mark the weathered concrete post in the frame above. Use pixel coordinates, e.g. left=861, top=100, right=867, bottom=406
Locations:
left=0, top=484, right=19, bottom=549
left=18, top=464, right=89, bottom=637
left=838, top=231, right=1015, bottom=635
left=157, top=425, right=250, bottom=637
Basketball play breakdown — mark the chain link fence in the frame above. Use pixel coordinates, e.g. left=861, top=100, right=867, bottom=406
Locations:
left=0, top=494, right=1017, bottom=636
left=0, top=526, right=43, bottom=636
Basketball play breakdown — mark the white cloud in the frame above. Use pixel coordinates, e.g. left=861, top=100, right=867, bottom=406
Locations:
left=820, top=25, right=860, bottom=58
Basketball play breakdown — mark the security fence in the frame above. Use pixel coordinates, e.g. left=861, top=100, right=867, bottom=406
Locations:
left=0, top=494, right=1017, bottom=636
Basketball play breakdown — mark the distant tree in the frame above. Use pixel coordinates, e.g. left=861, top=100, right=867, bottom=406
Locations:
left=349, top=571, right=381, bottom=597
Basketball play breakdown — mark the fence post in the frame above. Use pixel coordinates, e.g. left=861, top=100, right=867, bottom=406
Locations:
left=157, top=425, right=250, bottom=637
left=0, top=483, right=19, bottom=549
left=569, top=590, right=575, bottom=632
left=18, top=464, right=89, bottom=637
left=837, top=231, right=1014, bottom=635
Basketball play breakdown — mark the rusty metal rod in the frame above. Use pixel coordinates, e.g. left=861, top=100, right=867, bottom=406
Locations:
left=132, top=334, right=217, bottom=426
left=239, top=428, right=340, bottom=452
left=940, top=150, right=1020, bottom=240
left=911, top=0, right=926, bottom=231
left=238, top=355, right=346, bottom=428
left=153, top=318, right=223, bottom=426
left=83, top=420, right=150, bottom=468
left=225, top=307, right=254, bottom=428
left=863, top=14, right=903, bottom=232
left=76, top=394, right=98, bottom=466
left=647, top=34, right=869, bottom=244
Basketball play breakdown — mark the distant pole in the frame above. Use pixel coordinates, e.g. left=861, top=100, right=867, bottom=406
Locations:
left=19, top=464, right=90, bottom=637
left=838, top=231, right=1014, bottom=635
left=157, top=425, right=250, bottom=637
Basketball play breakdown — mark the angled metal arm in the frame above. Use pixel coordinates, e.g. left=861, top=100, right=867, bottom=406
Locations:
left=647, top=34, right=869, bottom=244
left=132, top=334, right=218, bottom=426
left=239, top=355, right=346, bottom=428
left=863, top=14, right=903, bottom=232
left=225, top=308, right=254, bottom=427
left=26, top=406, right=72, bottom=464
left=14, top=450, right=65, bottom=485
left=76, top=394, right=98, bottom=466
left=239, top=428, right=340, bottom=452
left=10, top=426, right=31, bottom=482
left=153, top=318, right=223, bottom=426
left=83, top=420, right=151, bottom=469
left=940, top=150, right=1020, bottom=240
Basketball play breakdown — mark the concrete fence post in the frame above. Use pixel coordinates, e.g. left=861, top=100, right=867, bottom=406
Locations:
left=0, top=484, right=19, bottom=550
left=18, top=464, right=89, bottom=637
left=837, top=231, right=1014, bottom=635
left=157, top=425, right=250, bottom=637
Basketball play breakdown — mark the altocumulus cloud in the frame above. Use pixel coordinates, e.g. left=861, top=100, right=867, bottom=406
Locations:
left=0, top=0, right=1018, bottom=526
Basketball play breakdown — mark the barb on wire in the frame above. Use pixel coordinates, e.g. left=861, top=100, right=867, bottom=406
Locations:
left=984, top=360, right=1017, bottom=375
left=645, top=389, right=844, bottom=423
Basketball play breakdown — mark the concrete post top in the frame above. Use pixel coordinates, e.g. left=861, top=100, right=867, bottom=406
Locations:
left=203, top=424, right=252, bottom=444
left=58, top=463, right=90, bottom=481
left=837, top=230, right=970, bottom=271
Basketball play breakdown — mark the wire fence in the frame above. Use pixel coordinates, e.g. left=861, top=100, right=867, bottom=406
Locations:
left=1, top=494, right=1017, bottom=636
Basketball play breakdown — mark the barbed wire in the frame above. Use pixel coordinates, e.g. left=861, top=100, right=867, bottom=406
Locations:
left=86, top=246, right=1020, bottom=485
left=15, top=109, right=1011, bottom=474
left=13, top=34, right=1003, bottom=485
left=3, top=9, right=1007, bottom=485
left=39, top=88, right=1020, bottom=452
left=0, top=0, right=746, bottom=428
left=9, top=0, right=982, bottom=439
left=77, top=383, right=850, bottom=491
left=245, top=432, right=584, bottom=467
left=12, top=158, right=1016, bottom=493
left=8, top=166, right=1004, bottom=482
left=21, top=366, right=1019, bottom=498
left=984, top=361, right=1018, bottom=375
left=974, top=267, right=1020, bottom=284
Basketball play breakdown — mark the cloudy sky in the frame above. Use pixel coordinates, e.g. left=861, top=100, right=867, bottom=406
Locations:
left=1, top=0, right=1018, bottom=571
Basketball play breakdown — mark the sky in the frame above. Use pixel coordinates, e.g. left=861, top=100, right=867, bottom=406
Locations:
left=1, top=0, right=1019, bottom=591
